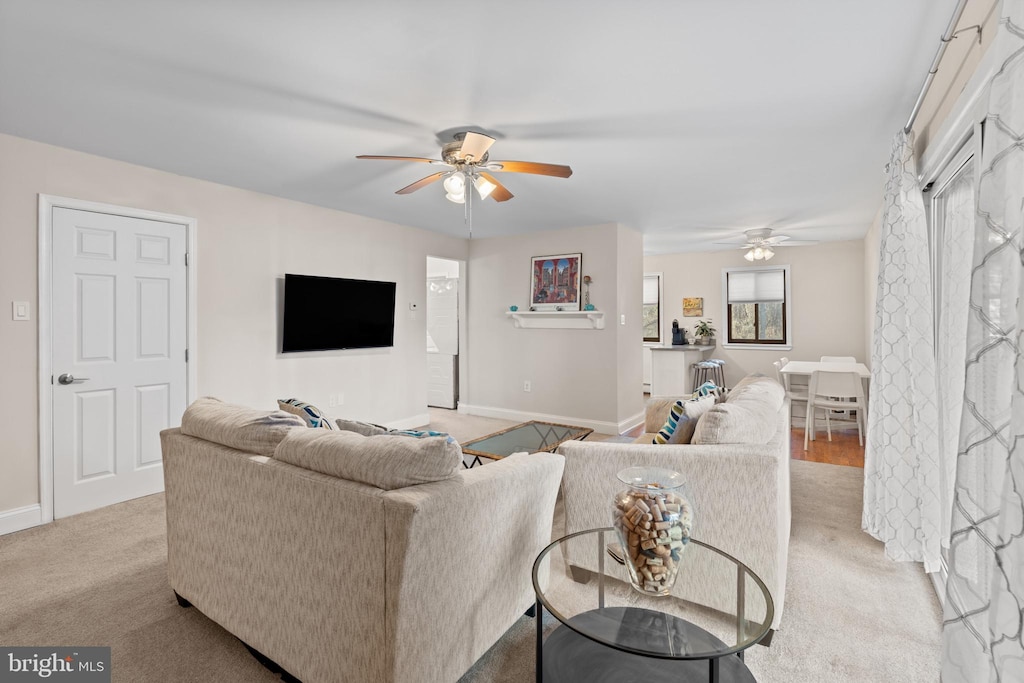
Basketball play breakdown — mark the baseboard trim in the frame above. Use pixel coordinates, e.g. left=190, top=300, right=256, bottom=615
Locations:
left=386, top=413, right=432, bottom=431
left=0, top=504, right=44, bottom=536
left=617, top=411, right=644, bottom=435
left=458, top=403, right=624, bottom=435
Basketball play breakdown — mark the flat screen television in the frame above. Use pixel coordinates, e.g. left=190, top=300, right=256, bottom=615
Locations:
left=282, top=274, right=396, bottom=352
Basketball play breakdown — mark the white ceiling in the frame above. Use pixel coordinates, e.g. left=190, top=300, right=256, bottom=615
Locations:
left=0, top=1, right=955, bottom=253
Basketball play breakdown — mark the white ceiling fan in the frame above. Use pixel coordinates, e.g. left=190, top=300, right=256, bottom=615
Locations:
left=715, top=228, right=818, bottom=261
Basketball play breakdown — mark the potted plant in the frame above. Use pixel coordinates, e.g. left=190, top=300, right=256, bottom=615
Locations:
left=693, top=319, right=716, bottom=345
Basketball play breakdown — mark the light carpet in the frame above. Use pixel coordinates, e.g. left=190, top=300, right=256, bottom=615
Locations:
left=0, top=418, right=940, bottom=682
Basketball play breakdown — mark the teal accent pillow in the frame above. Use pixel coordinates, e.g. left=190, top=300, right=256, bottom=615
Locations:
left=277, top=399, right=335, bottom=430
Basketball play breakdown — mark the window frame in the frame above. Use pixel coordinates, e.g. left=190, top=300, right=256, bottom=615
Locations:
left=642, top=272, right=663, bottom=344
left=721, top=265, right=792, bottom=350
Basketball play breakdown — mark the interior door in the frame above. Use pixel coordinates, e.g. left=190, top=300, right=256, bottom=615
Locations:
left=426, top=275, right=458, bottom=409
left=51, top=207, right=188, bottom=518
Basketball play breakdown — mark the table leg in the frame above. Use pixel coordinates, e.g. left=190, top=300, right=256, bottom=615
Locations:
left=535, top=598, right=544, bottom=683
left=709, top=656, right=720, bottom=683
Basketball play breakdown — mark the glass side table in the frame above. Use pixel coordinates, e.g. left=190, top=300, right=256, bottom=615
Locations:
left=532, top=527, right=774, bottom=682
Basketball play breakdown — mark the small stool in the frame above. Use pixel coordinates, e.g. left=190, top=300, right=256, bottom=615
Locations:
left=707, top=359, right=727, bottom=389
left=691, top=361, right=717, bottom=393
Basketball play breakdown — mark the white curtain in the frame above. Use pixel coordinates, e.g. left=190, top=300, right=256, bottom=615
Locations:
left=935, top=159, right=975, bottom=545
left=942, top=2, right=1024, bottom=680
left=862, top=129, right=943, bottom=572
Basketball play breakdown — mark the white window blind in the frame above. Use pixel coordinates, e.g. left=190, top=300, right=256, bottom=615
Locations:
left=643, top=275, right=660, bottom=304
left=727, top=269, right=785, bottom=303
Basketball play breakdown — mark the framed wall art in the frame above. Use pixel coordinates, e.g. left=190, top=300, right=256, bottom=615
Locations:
left=530, top=253, right=582, bottom=311
left=683, top=297, right=703, bottom=317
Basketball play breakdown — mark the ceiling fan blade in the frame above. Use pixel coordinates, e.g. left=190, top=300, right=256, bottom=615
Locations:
left=458, top=132, right=495, bottom=161
left=479, top=172, right=514, bottom=202
left=395, top=172, right=447, bottom=195
left=489, top=160, right=573, bottom=178
left=356, top=155, right=440, bottom=163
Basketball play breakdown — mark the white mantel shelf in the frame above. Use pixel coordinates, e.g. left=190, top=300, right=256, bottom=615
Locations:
left=505, top=310, right=606, bottom=329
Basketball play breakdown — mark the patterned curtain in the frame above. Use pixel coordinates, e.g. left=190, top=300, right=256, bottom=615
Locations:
left=942, top=2, right=1024, bottom=680
left=935, top=158, right=975, bottom=545
left=862, top=130, right=942, bottom=572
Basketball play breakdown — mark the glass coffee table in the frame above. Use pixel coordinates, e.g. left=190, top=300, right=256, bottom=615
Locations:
left=460, top=420, right=593, bottom=467
left=532, top=528, right=774, bottom=682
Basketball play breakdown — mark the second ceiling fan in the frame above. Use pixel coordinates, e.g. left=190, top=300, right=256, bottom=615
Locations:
left=357, top=131, right=572, bottom=204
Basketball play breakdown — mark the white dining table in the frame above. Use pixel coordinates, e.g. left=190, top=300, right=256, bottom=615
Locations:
left=779, top=360, right=871, bottom=416
left=779, top=361, right=870, bottom=380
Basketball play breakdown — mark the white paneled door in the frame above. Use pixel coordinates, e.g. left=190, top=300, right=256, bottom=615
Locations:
left=51, top=207, right=187, bottom=518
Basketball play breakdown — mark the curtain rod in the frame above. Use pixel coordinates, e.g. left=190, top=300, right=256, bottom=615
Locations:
left=903, top=0, right=971, bottom=133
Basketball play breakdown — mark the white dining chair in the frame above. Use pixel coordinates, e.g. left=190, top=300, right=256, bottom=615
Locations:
left=820, top=355, right=856, bottom=362
left=804, top=370, right=865, bottom=451
left=773, top=359, right=807, bottom=425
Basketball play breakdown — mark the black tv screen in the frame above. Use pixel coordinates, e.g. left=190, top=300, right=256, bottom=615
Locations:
left=282, top=274, right=396, bottom=352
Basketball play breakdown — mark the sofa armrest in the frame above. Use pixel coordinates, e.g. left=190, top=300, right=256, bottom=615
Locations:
left=556, top=440, right=787, bottom=629
left=382, top=452, right=564, bottom=683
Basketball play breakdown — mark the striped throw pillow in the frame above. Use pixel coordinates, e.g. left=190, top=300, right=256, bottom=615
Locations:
left=277, top=399, right=335, bottom=430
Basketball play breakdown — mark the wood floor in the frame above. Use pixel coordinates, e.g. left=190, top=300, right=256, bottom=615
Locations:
left=791, top=422, right=864, bottom=468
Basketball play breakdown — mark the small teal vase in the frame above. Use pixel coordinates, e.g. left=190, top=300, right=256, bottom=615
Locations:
left=509, top=305, right=518, bottom=312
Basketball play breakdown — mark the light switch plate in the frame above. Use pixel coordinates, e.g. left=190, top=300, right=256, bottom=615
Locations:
left=12, top=301, right=29, bottom=321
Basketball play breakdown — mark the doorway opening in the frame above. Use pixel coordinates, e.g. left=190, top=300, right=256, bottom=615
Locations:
left=426, top=257, right=461, bottom=410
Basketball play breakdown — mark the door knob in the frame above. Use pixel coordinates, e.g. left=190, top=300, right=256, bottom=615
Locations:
left=57, top=373, right=89, bottom=385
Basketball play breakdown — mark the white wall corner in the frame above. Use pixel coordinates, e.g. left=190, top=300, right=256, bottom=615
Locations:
left=0, top=504, right=44, bottom=536
left=617, top=410, right=645, bottom=435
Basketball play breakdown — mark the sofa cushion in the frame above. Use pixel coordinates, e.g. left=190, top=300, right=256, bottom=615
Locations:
left=278, top=398, right=335, bottom=429
left=274, top=428, right=461, bottom=490
left=335, top=418, right=389, bottom=436
left=653, top=395, right=715, bottom=444
left=692, top=375, right=785, bottom=445
left=181, top=397, right=306, bottom=455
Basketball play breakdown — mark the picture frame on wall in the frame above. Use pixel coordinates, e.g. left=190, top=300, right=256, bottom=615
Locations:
left=683, top=297, right=703, bottom=317
left=530, top=253, right=582, bottom=311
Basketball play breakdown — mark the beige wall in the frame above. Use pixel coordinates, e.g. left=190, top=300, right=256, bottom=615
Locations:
left=0, top=133, right=468, bottom=513
left=616, top=225, right=644, bottom=422
left=645, top=239, right=866, bottom=386
left=465, top=222, right=643, bottom=432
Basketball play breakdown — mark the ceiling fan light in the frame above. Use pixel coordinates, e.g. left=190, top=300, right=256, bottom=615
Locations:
left=474, top=176, right=496, bottom=200
left=744, top=249, right=756, bottom=262
left=443, top=172, right=466, bottom=194
left=763, top=247, right=775, bottom=260
left=752, top=247, right=764, bottom=260
left=445, top=191, right=465, bottom=204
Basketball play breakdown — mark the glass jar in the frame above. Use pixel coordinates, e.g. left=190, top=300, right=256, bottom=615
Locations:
left=612, top=467, right=694, bottom=596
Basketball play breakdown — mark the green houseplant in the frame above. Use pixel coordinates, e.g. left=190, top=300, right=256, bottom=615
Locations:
left=693, top=319, right=716, bottom=345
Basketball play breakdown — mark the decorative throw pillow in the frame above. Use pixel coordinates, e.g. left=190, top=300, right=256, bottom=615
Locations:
left=653, top=395, right=715, bottom=445
left=335, top=418, right=388, bottom=436
left=387, top=429, right=460, bottom=447
left=277, top=399, right=335, bottom=430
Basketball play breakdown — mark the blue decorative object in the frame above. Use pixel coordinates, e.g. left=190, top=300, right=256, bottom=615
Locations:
left=509, top=305, right=519, bottom=311
left=584, top=303, right=596, bottom=311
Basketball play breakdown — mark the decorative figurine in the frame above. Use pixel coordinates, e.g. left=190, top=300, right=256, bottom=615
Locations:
left=583, top=275, right=595, bottom=311
left=509, top=305, right=518, bottom=312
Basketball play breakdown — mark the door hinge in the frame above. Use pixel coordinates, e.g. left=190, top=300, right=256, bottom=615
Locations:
left=185, top=253, right=189, bottom=266
left=185, top=349, right=189, bottom=363
left=50, top=375, right=54, bottom=385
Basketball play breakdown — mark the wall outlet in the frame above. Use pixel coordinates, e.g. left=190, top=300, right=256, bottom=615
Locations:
left=620, top=314, right=626, bottom=326
left=523, top=380, right=532, bottom=392
left=328, top=393, right=345, bottom=408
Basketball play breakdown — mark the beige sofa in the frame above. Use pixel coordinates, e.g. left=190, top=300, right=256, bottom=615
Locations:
left=557, top=375, right=791, bottom=631
left=161, top=398, right=564, bottom=683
